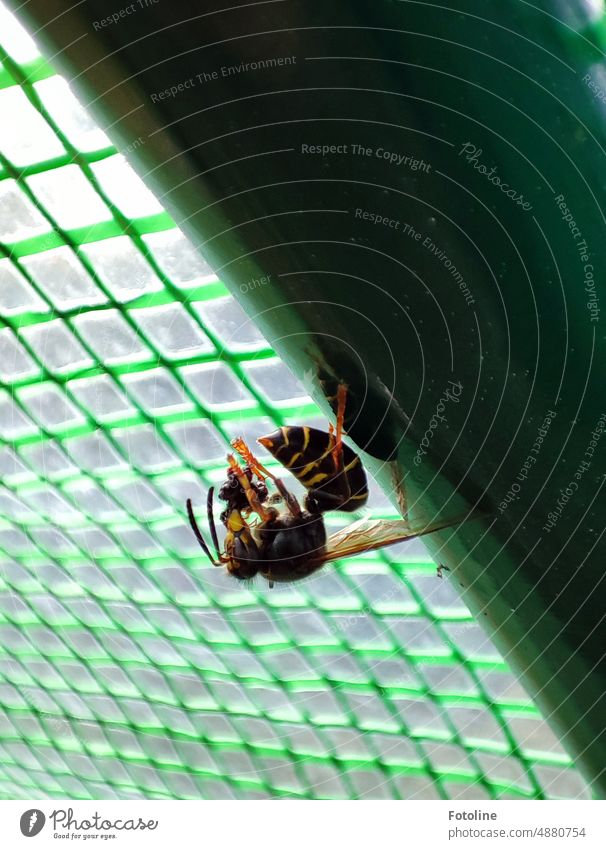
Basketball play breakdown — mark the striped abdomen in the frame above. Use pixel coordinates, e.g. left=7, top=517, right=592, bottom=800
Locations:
left=258, top=426, right=368, bottom=513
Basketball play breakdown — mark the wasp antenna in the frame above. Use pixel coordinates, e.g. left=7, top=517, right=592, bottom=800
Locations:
left=206, top=487, right=222, bottom=561
left=186, top=498, right=220, bottom=566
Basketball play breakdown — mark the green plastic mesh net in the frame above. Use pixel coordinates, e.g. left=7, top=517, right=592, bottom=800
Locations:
left=0, top=2, right=592, bottom=801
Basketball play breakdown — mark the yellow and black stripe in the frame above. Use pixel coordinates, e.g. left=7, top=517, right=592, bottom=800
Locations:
left=258, top=426, right=368, bottom=513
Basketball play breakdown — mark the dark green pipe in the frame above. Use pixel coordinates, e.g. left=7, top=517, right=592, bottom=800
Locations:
left=10, top=0, right=606, bottom=796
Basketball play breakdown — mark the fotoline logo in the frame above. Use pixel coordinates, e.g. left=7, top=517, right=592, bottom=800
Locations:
left=20, top=809, right=46, bottom=837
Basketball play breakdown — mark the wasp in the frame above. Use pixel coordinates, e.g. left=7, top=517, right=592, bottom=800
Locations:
left=186, top=386, right=474, bottom=587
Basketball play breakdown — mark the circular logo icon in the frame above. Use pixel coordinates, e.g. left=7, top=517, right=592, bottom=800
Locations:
left=19, top=810, right=45, bottom=837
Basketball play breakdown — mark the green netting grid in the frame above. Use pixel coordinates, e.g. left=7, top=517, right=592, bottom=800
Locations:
left=0, top=3, right=593, bottom=800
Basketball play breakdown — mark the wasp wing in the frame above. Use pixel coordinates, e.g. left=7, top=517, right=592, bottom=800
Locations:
left=321, top=513, right=476, bottom=564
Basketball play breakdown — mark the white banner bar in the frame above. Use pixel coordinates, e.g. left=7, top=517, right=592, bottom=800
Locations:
left=0, top=799, right=605, bottom=848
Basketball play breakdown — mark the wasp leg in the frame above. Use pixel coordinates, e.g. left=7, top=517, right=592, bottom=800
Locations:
left=227, top=453, right=274, bottom=521
left=273, top=478, right=303, bottom=517
left=206, top=487, right=223, bottom=561
left=324, top=384, right=353, bottom=508
left=331, top=383, right=348, bottom=471
left=231, top=436, right=275, bottom=482
left=436, top=563, right=451, bottom=579
left=186, top=498, right=224, bottom=566
left=232, top=436, right=302, bottom=517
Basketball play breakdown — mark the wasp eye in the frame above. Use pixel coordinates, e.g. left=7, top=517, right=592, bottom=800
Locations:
left=256, top=482, right=269, bottom=501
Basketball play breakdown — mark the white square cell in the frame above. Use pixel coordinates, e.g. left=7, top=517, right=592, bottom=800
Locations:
left=533, top=765, right=591, bottom=800
left=0, top=328, right=39, bottom=383
left=0, top=390, right=37, bottom=439
left=0, top=179, right=51, bottom=243
left=112, top=525, right=163, bottom=558
left=63, top=432, right=128, bottom=475
left=111, top=478, right=170, bottom=520
left=130, top=303, right=214, bottom=360
left=112, top=425, right=179, bottom=472
left=163, top=420, right=227, bottom=465
left=0, top=4, right=40, bottom=63
left=62, top=480, right=125, bottom=522
left=141, top=229, right=217, bottom=288
left=68, top=527, right=120, bottom=558
left=67, top=375, right=134, bottom=423
left=0, top=86, right=64, bottom=167
left=19, top=440, right=77, bottom=481
left=25, top=485, right=82, bottom=524
left=27, top=165, right=113, bottom=230
left=179, top=362, right=255, bottom=410
left=193, top=297, right=267, bottom=352
left=20, top=320, right=94, bottom=375
left=0, top=488, right=37, bottom=522
left=90, top=155, right=164, bottom=219
left=33, top=76, right=111, bottom=153
left=120, top=368, right=191, bottom=415
left=503, top=713, right=568, bottom=760
left=153, top=472, right=208, bottom=513
left=0, top=446, right=35, bottom=484
left=18, top=384, right=85, bottom=433
left=0, top=259, right=48, bottom=317
left=80, top=236, right=163, bottom=303
left=19, top=246, right=107, bottom=311
left=72, top=310, right=150, bottom=366
left=243, top=358, right=309, bottom=405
